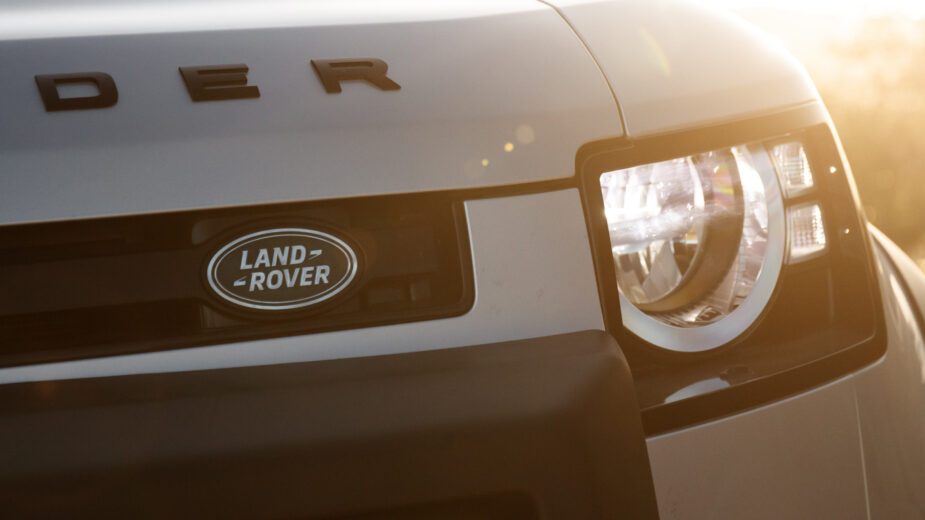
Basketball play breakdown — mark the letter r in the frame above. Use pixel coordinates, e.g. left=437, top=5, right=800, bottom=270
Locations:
left=311, top=58, right=401, bottom=94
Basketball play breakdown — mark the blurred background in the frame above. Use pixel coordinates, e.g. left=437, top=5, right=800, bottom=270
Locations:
left=704, top=0, right=925, bottom=270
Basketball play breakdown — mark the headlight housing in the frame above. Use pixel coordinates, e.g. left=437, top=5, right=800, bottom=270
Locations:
left=601, top=143, right=786, bottom=351
left=580, top=104, right=885, bottom=434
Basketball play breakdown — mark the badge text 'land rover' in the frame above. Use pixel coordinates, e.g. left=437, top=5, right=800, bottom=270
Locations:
left=206, top=228, right=359, bottom=311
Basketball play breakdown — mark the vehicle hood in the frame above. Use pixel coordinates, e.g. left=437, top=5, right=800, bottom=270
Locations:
left=546, top=0, right=820, bottom=136
left=0, top=0, right=623, bottom=224
left=0, top=0, right=821, bottom=225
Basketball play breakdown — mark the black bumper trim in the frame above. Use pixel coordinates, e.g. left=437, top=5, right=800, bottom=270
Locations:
left=0, top=330, right=659, bottom=519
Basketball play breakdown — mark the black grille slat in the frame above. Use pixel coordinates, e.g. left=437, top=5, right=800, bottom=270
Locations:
left=0, top=193, right=473, bottom=367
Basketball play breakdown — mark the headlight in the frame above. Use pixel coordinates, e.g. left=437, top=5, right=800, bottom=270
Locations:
left=601, top=143, right=786, bottom=351
left=579, top=105, right=885, bottom=435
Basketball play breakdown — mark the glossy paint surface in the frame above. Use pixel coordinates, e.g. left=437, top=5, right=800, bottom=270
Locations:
left=857, top=228, right=925, bottom=517
left=544, top=0, right=819, bottom=136
left=0, top=1, right=623, bottom=225
left=648, top=374, right=869, bottom=519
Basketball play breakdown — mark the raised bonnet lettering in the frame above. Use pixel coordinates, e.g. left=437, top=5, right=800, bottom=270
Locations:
left=34, top=72, right=118, bottom=112
left=311, top=58, right=401, bottom=94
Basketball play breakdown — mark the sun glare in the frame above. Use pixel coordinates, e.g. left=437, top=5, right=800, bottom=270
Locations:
left=701, top=0, right=925, bottom=269
left=701, top=0, right=925, bottom=18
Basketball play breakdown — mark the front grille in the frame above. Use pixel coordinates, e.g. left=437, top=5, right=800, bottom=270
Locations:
left=0, top=192, right=473, bottom=367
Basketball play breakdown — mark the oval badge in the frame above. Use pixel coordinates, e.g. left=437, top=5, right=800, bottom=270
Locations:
left=206, top=228, right=359, bottom=311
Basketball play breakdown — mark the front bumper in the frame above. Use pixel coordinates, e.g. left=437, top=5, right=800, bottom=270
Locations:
left=0, top=330, right=659, bottom=519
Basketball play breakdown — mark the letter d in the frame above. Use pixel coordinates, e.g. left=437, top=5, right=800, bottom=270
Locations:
left=290, top=245, right=307, bottom=264
left=35, top=72, right=118, bottom=112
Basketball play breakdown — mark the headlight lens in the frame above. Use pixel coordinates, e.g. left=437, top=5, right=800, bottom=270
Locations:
left=601, top=143, right=789, bottom=351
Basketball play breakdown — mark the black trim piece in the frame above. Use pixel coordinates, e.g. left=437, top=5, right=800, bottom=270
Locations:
left=0, top=192, right=474, bottom=367
left=639, top=329, right=885, bottom=433
left=0, top=331, right=659, bottom=520
left=574, top=102, right=887, bottom=435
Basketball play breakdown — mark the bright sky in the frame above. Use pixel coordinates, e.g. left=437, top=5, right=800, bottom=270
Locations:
left=701, top=0, right=925, bottom=18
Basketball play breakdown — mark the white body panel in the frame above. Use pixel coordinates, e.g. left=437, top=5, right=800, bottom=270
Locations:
left=855, top=229, right=925, bottom=517
left=545, top=0, right=819, bottom=135
left=648, top=373, right=869, bottom=519
left=0, top=0, right=622, bottom=225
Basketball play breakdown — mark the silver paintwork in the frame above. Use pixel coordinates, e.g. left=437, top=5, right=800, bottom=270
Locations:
left=544, top=0, right=819, bottom=136
left=856, top=228, right=925, bottom=517
left=0, top=0, right=622, bottom=225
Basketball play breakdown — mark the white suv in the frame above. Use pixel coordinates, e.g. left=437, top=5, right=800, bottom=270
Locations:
left=2, top=1, right=924, bottom=518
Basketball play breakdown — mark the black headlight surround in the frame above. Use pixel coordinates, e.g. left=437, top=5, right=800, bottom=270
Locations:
left=577, top=102, right=886, bottom=435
